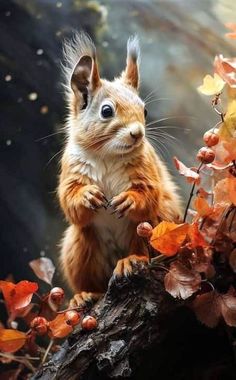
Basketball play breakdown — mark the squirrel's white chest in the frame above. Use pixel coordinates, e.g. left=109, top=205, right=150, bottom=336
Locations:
left=69, top=144, right=132, bottom=197
left=69, top=145, right=133, bottom=254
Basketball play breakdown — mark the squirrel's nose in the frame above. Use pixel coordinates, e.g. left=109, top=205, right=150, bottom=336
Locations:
left=130, top=131, right=142, bottom=141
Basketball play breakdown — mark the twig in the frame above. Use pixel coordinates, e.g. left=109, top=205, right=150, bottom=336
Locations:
left=183, top=162, right=203, bottom=222
left=57, top=306, right=84, bottom=314
left=0, top=352, right=37, bottom=372
left=42, top=338, right=54, bottom=364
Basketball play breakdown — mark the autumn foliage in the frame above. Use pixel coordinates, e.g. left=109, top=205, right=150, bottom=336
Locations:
left=138, top=24, right=236, bottom=330
left=0, top=258, right=97, bottom=378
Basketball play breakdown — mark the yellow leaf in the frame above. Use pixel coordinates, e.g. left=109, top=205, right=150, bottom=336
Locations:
left=219, top=100, right=236, bottom=139
left=0, top=329, right=26, bottom=353
left=197, top=74, right=225, bottom=96
left=150, top=221, right=189, bottom=256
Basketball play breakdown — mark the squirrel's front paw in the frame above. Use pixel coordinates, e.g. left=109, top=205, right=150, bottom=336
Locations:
left=81, top=185, right=107, bottom=211
left=110, top=191, right=136, bottom=218
left=113, top=255, right=148, bottom=277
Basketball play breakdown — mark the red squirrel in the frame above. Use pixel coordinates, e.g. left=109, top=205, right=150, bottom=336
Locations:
left=58, top=32, right=182, bottom=305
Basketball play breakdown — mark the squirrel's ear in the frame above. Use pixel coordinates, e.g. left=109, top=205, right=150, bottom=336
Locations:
left=121, top=36, right=140, bottom=90
left=71, top=55, right=101, bottom=108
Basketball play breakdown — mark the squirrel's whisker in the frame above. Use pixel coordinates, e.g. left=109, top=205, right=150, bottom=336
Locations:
left=145, top=97, right=171, bottom=105
left=143, top=89, right=159, bottom=102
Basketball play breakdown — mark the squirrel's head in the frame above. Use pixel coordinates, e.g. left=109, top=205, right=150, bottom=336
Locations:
left=63, top=32, right=146, bottom=158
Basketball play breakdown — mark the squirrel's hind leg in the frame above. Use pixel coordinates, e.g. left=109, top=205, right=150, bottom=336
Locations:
left=113, top=230, right=148, bottom=277
left=60, top=225, right=111, bottom=301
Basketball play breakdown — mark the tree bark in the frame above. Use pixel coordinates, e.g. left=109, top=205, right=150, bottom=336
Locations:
left=32, top=263, right=236, bottom=380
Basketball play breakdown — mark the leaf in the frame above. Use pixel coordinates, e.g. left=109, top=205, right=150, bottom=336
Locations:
left=173, top=157, right=200, bottom=184
left=0, top=281, right=38, bottom=313
left=164, top=261, right=201, bottom=300
left=0, top=329, right=26, bottom=353
left=150, top=221, right=189, bottom=256
left=192, top=291, right=221, bottom=328
left=223, top=139, right=236, bottom=162
left=29, top=257, right=55, bottom=285
left=220, top=288, right=236, bottom=327
left=197, top=73, right=225, bottom=95
left=214, top=178, right=232, bottom=206
left=48, top=313, right=73, bottom=338
left=229, top=249, right=236, bottom=273
left=227, top=176, right=236, bottom=205
left=193, top=196, right=212, bottom=217
left=188, top=223, right=208, bottom=248
left=214, top=55, right=236, bottom=88
left=225, top=22, right=236, bottom=39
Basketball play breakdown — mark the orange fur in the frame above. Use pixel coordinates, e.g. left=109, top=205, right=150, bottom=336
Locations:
left=58, top=33, right=182, bottom=295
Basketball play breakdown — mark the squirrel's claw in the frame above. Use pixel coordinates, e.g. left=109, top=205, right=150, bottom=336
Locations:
left=113, top=255, right=148, bottom=277
left=69, top=291, right=103, bottom=309
left=109, top=192, right=135, bottom=218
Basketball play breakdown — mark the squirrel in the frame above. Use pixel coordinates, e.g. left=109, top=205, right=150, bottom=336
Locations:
left=58, top=32, right=182, bottom=306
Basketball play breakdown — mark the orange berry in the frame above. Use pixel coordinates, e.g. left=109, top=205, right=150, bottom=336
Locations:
left=65, top=310, right=80, bottom=326
left=137, top=222, right=153, bottom=238
left=31, top=316, right=48, bottom=335
left=48, top=287, right=65, bottom=311
left=196, top=147, right=215, bottom=164
left=203, top=131, right=219, bottom=147
left=81, top=316, right=98, bottom=331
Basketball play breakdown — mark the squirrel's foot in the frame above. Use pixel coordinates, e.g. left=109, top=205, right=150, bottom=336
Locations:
left=69, top=291, right=103, bottom=309
left=113, top=254, right=148, bottom=277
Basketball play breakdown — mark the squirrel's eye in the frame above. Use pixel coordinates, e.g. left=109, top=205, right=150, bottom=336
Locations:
left=144, top=108, right=148, bottom=118
left=101, top=104, right=114, bottom=119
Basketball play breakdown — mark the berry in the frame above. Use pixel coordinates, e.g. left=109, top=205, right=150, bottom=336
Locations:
left=31, top=316, right=48, bottom=336
left=203, top=130, right=219, bottom=147
left=81, top=316, right=98, bottom=331
left=137, top=222, right=153, bottom=238
left=48, top=287, right=65, bottom=311
left=65, top=310, right=80, bottom=326
left=196, top=147, right=215, bottom=164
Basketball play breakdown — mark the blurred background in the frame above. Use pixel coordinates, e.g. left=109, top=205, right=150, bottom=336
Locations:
left=0, top=0, right=236, bottom=287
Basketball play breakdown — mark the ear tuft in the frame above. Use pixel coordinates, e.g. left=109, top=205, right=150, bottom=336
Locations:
left=121, top=35, right=140, bottom=90
left=127, top=35, right=140, bottom=64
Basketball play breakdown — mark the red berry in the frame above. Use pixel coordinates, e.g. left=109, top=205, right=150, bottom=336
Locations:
left=31, top=316, right=48, bottom=336
left=137, top=222, right=153, bottom=238
left=48, top=287, right=65, bottom=311
left=203, top=131, right=219, bottom=147
left=81, top=316, right=98, bottom=331
left=65, top=310, right=80, bottom=326
left=196, top=147, right=215, bottom=164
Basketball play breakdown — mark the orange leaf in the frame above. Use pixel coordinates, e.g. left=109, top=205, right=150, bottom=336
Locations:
left=48, top=313, right=72, bottom=338
left=220, top=288, right=236, bottom=327
left=0, top=329, right=26, bottom=353
left=0, top=280, right=38, bottom=313
left=192, top=291, right=221, bottom=328
left=173, top=157, right=200, bottom=185
left=29, top=257, right=55, bottom=286
left=164, top=261, right=201, bottom=299
left=188, top=223, right=208, bottom=248
left=227, top=176, right=236, bottom=205
left=193, top=196, right=212, bottom=217
left=214, top=55, right=236, bottom=88
left=225, top=22, right=236, bottom=39
left=214, top=178, right=232, bottom=206
left=150, top=221, right=189, bottom=256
